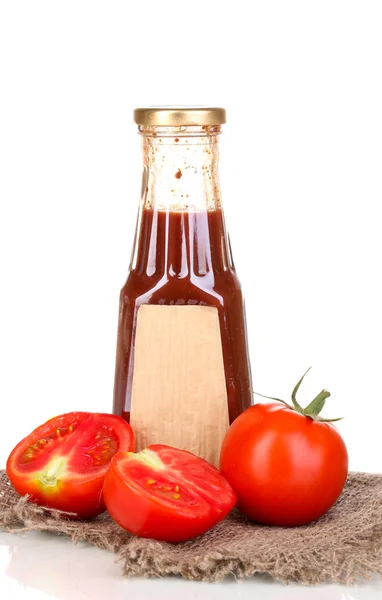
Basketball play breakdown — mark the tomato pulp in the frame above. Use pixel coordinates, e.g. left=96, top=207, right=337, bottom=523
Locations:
left=220, top=402, right=348, bottom=526
left=7, top=412, right=135, bottom=518
left=113, top=208, right=252, bottom=425
left=103, top=444, right=237, bottom=542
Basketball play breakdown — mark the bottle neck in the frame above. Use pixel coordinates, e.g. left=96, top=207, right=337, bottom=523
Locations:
left=140, top=125, right=222, bottom=211
left=130, top=125, right=233, bottom=278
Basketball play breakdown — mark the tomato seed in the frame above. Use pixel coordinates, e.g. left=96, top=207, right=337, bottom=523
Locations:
left=147, top=478, right=156, bottom=485
left=172, top=494, right=181, bottom=499
left=174, top=485, right=180, bottom=493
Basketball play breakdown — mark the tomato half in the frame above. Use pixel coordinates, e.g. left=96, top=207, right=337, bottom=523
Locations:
left=220, top=403, right=348, bottom=526
left=6, top=412, right=135, bottom=518
left=103, top=444, right=236, bottom=542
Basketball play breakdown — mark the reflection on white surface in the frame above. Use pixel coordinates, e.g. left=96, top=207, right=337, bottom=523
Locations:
left=0, top=531, right=381, bottom=600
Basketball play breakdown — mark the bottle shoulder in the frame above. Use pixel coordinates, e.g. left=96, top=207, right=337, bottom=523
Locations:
left=119, top=268, right=242, bottom=308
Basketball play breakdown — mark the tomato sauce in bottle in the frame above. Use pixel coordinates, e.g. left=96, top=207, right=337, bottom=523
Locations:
left=113, top=107, right=252, bottom=427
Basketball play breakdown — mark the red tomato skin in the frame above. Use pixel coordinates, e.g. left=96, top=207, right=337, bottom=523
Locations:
left=6, top=412, right=135, bottom=518
left=103, top=460, right=205, bottom=542
left=220, top=403, right=348, bottom=526
left=103, top=447, right=236, bottom=542
left=8, top=472, right=107, bottom=518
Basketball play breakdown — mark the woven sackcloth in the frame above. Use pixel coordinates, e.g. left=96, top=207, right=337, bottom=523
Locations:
left=0, top=470, right=381, bottom=584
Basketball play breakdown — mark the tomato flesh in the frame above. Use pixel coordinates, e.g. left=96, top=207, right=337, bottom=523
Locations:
left=103, top=444, right=236, bottom=542
left=220, top=402, right=349, bottom=526
left=7, top=412, right=135, bottom=518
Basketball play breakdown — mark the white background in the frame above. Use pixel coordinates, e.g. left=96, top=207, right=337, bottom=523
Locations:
left=0, top=1, right=381, bottom=599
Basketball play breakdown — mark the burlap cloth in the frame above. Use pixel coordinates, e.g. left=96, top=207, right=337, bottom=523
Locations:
left=0, top=470, right=381, bottom=584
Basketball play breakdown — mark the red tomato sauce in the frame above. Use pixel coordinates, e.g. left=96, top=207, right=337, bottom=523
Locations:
left=113, top=207, right=252, bottom=424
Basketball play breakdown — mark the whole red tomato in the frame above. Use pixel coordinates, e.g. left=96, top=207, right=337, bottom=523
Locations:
left=7, top=412, right=135, bottom=518
left=103, top=444, right=236, bottom=542
left=220, top=371, right=348, bottom=526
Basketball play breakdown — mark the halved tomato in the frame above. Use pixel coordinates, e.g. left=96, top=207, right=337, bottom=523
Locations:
left=6, top=412, right=135, bottom=518
left=103, top=444, right=237, bottom=542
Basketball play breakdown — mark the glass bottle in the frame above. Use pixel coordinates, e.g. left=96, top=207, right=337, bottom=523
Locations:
left=113, top=107, right=252, bottom=460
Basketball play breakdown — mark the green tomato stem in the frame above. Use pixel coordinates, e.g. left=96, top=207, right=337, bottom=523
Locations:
left=254, top=368, right=343, bottom=422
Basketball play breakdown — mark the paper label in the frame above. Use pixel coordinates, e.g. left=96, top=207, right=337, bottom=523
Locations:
left=130, top=305, right=229, bottom=466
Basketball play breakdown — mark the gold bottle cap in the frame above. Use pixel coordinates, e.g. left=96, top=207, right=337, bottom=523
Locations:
left=133, top=106, right=226, bottom=127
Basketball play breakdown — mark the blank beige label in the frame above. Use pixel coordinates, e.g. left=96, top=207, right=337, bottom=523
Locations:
left=130, top=305, right=229, bottom=466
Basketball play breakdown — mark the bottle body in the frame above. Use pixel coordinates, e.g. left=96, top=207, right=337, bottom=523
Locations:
left=113, top=119, right=252, bottom=448
left=113, top=207, right=252, bottom=424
